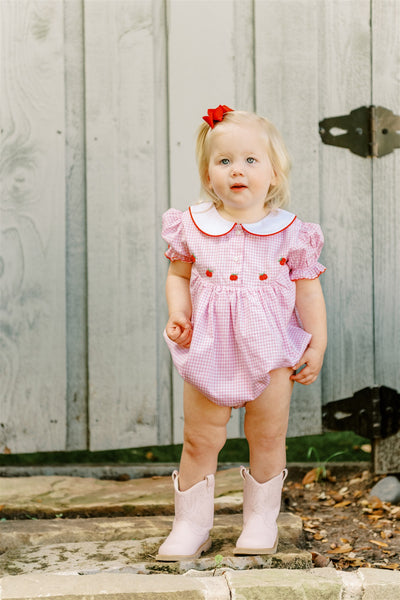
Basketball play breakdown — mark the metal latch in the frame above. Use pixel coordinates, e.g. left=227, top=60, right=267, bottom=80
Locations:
left=322, top=386, right=400, bottom=439
left=319, top=106, right=400, bottom=157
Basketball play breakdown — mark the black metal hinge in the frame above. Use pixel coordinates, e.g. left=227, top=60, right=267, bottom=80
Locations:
left=322, top=386, right=400, bottom=440
left=319, top=105, right=400, bottom=158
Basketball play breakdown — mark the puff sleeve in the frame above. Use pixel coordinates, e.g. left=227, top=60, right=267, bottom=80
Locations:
left=287, top=221, right=326, bottom=281
left=162, top=208, right=194, bottom=263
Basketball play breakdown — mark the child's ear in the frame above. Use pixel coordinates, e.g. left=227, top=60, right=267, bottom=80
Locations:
left=206, top=172, right=213, bottom=189
left=271, top=169, right=278, bottom=186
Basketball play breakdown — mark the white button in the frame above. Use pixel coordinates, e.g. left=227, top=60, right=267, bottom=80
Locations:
left=235, top=228, right=243, bottom=235
left=233, top=256, right=240, bottom=262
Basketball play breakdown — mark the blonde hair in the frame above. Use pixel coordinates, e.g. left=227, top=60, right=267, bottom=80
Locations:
left=195, top=110, right=291, bottom=210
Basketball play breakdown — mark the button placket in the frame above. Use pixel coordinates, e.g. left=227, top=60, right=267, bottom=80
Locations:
left=230, top=226, right=244, bottom=280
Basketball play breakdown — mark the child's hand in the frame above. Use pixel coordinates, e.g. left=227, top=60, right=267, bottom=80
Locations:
left=166, top=313, right=193, bottom=348
left=290, top=346, right=324, bottom=385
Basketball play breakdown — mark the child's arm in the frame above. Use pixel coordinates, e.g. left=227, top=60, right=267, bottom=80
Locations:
left=165, top=260, right=193, bottom=348
left=290, top=278, right=327, bottom=385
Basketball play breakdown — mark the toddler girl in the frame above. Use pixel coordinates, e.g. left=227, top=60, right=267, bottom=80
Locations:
left=156, top=105, right=327, bottom=561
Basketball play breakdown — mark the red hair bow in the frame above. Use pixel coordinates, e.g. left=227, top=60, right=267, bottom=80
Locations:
left=202, top=105, right=234, bottom=128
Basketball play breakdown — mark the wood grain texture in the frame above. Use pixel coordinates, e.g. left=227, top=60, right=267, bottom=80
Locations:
left=371, top=0, right=400, bottom=391
left=167, top=0, right=255, bottom=442
left=2, top=0, right=398, bottom=460
left=153, top=0, right=173, bottom=445
left=167, top=0, right=235, bottom=443
left=317, top=0, right=375, bottom=406
left=0, top=0, right=67, bottom=453
left=255, top=0, right=322, bottom=435
left=371, top=0, right=400, bottom=473
left=85, top=0, right=162, bottom=450
left=64, top=0, right=88, bottom=451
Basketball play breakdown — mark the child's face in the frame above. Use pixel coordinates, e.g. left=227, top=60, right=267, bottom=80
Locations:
left=206, top=122, right=276, bottom=221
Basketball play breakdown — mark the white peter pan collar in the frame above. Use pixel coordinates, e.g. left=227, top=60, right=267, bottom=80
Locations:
left=189, top=202, right=296, bottom=237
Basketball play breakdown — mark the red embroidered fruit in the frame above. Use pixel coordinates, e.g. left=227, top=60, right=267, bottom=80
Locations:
left=279, top=257, right=287, bottom=265
left=206, top=269, right=213, bottom=277
left=230, top=274, right=238, bottom=281
left=259, top=273, right=268, bottom=281
left=190, top=254, right=196, bottom=262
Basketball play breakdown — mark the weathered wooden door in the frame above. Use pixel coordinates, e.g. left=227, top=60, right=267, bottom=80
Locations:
left=166, top=0, right=400, bottom=459
left=1, top=0, right=399, bottom=460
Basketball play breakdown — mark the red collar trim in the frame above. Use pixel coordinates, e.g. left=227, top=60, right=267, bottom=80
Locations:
left=189, top=202, right=296, bottom=237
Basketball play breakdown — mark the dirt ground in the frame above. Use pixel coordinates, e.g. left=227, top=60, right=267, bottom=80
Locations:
left=283, top=467, right=400, bottom=571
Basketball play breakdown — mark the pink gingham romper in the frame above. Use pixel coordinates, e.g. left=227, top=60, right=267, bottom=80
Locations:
left=162, top=202, right=326, bottom=408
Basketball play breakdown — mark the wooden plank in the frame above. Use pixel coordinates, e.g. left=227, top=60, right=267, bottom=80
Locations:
left=0, top=0, right=67, bottom=453
left=85, top=0, right=164, bottom=450
left=64, top=0, right=88, bottom=450
left=317, top=0, right=375, bottom=407
left=152, top=0, right=174, bottom=445
left=371, top=0, right=400, bottom=393
left=370, top=0, right=400, bottom=473
left=167, top=0, right=255, bottom=443
left=255, top=0, right=322, bottom=436
left=255, top=0, right=374, bottom=436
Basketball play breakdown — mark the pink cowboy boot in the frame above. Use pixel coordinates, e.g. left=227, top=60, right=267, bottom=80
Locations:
left=234, top=466, right=288, bottom=555
left=156, top=470, right=214, bottom=561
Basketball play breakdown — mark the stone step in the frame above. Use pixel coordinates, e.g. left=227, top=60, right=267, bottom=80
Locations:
left=0, top=513, right=310, bottom=577
left=0, top=469, right=244, bottom=519
left=2, top=568, right=400, bottom=600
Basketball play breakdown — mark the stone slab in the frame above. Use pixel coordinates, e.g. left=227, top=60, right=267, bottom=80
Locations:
left=224, top=569, right=400, bottom=600
left=2, top=569, right=400, bottom=600
left=0, top=513, right=310, bottom=577
left=226, top=568, right=343, bottom=599
left=0, top=573, right=231, bottom=600
left=0, top=538, right=312, bottom=577
left=0, top=513, right=302, bottom=552
left=0, top=469, right=244, bottom=518
left=360, top=567, right=400, bottom=599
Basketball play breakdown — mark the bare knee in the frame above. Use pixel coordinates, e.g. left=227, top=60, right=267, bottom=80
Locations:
left=183, top=423, right=227, bottom=459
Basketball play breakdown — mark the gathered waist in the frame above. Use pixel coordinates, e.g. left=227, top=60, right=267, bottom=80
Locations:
left=190, top=271, right=293, bottom=293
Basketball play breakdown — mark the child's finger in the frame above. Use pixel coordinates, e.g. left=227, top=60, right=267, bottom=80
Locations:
left=178, top=327, right=192, bottom=347
left=291, top=364, right=318, bottom=385
left=167, top=322, right=192, bottom=347
left=166, top=324, right=183, bottom=342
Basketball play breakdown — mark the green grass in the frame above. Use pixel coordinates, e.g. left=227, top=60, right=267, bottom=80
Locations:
left=0, top=431, right=370, bottom=467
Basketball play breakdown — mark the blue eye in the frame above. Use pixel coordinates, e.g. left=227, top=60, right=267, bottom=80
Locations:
left=247, top=157, right=256, bottom=164
left=221, top=158, right=230, bottom=165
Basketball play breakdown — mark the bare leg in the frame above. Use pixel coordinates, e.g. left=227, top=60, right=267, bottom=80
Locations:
left=244, top=367, right=293, bottom=483
left=179, top=382, right=232, bottom=491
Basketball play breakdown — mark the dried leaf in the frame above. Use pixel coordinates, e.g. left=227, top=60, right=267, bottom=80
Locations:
left=302, top=468, right=318, bottom=485
left=304, top=527, right=317, bottom=534
left=334, top=500, right=352, bottom=508
left=369, top=539, right=389, bottom=548
left=369, top=496, right=384, bottom=510
left=327, top=544, right=353, bottom=554
left=345, top=556, right=369, bottom=567
left=368, top=513, right=384, bottom=520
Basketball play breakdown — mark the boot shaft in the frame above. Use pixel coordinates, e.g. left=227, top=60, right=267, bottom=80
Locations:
left=241, top=467, right=287, bottom=524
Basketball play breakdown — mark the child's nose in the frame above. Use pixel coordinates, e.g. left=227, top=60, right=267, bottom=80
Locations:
left=231, top=162, right=244, bottom=176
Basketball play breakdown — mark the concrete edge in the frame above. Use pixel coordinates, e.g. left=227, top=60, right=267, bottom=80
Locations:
left=1, top=568, right=400, bottom=600
left=0, top=462, right=371, bottom=479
